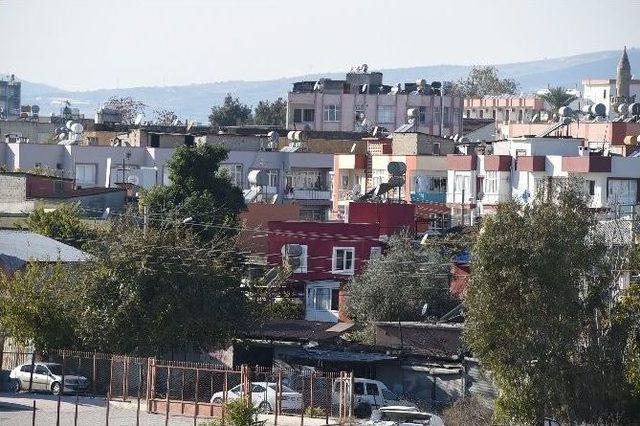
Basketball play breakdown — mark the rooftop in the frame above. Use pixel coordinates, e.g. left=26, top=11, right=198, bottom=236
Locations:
left=0, top=230, right=90, bottom=271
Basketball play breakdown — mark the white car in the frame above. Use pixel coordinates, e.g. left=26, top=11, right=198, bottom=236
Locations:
left=369, top=406, right=444, bottom=426
left=332, top=378, right=415, bottom=418
left=9, top=362, right=89, bottom=395
left=210, top=382, right=302, bottom=412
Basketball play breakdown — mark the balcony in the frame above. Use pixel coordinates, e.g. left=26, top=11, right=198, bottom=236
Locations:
left=410, top=192, right=446, bottom=203
left=562, top=156, right=611, bottom=173
left=285, top=188, right=331, bottom=200
left=484, top=155, right=512, bottom=171
left=447, top=155, right=477, bottom=171
left=516, top=156, right=546, bottom=172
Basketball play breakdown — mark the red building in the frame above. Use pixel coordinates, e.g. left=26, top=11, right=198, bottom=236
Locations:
left=267, top=202, right=415, bottom=323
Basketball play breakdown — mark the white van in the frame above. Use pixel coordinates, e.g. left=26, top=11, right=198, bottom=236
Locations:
left=332, top=378, right=414, bottom=418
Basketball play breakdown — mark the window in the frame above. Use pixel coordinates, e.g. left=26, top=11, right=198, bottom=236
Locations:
left=292, top=169, right=323, bottom=189
left=266, top=169, right=278, bottom=187
left=587, top=180, right=596, bottom=196
left=377, top=105, right=394, bottom=123
left=294, top=108, right=315, bottom=123
left=484, top=171, right=498, bottom=194
left=479, top=109, right=483, bottom=119
left=454, top=173, right=469, bottom=194
left=341, top=175, right=350, bottom=190
left=466, top=109, right=470, bottom=118
left=432, top=143, right=441, bottom=155
left=307, top=287, right=338, bottom=311
left=608, top=179, right=638, bottom=205
left=54, top=180, right=64, bottom=194
left=323, top=105, right=340, bottom=122
left=333, top=247, right=355, bottom=274
left=20, top=365, right=33, bottom=373
left=492, top=109, right=497, bottom=119
left=603, top=89, right=607, bottom=99
left=370, top=246, right=382, bottom=260
left=75, top=163, right=97, bottom=187
left=518, top=109, right=523, bottom=123
left=412, top=174, right=446, bottom=194
left=150, top=134, right=160, bottom=147
left=251, top=384, right=266, bottom=393
left=300, top=209, right=326, bottom=221
left=381, top=389, right=397, bottom=401
left=366, top=383, right=379, bottom=396
left=443, top=106, right=451, bottom=127
left=435, top=106, right=442, bottom=123
left=34, top=365, right=48, bottom=375
left=354, top=383, right=365, bottom=395
left=303, top=109, right=315, bottom=122
left=219, top=164, right=243, bottom=187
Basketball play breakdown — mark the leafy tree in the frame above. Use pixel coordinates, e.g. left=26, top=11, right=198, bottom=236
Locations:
left=253, top=98, right=287, bottom=126
left=611, top=283, right=640, bottom=398
left=208, top=94, right=253, bottom=127
left=152, top=108, right=179, bottom=125
left=540, top=86, right=578, bottom=112
left=142, top=143, right=246, bottom=242
left=464, top=181, right=639, bottom=424
left=25, top=203, right=100, bottom=249
left=346, top=233, right=457, bottom=341
left=103, top=96, right=147, bottom=124
left=75, top=222, right=251, bottom=355
left=451, top=66, right=519, bottom=98
left=0, top=263, right=79, bottom=351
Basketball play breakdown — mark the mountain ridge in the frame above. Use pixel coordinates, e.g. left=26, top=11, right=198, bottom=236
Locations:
left=12, top=47, right=639, bottom=123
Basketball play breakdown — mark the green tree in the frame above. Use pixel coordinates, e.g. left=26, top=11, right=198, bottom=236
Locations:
left=451, top=66, right=519, bottom=98
left=75, top=222, right=250, bottom=355
left=208, top=94, right=253, bottom=127
left=142, top=143, right=246, bottom=241
left=253, top=98, right=287, bottom=126
left=0, top=263, right=79, bottom=351
left=540, top=86, right=578, bottom=112
left=103, top=96, right=146, bottom=124
left=346, top=233, right=457, bottom=341
left=464, top=182, right=638, bottom=424
left=25, top=203, right=100, bottom=249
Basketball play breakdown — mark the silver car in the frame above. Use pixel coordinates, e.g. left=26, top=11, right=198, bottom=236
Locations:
left=9, top=362, right=90, bottom=395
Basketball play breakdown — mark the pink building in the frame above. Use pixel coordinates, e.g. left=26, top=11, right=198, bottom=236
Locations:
left=464, top=95, right=546, bottom=124
left=287, top=68, right=463, bottom=137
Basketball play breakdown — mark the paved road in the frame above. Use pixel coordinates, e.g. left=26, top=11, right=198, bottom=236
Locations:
left=0, top=392, right=198, bottom=426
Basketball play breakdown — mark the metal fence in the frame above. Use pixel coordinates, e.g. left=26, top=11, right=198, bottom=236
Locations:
left=1, top=349, right=354, bottom=425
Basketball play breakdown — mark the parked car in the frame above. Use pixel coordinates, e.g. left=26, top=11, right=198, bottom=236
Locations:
left=332, top=378, right=415, bottom=418
left=369, top=406, right=444, bottom=426
left=210, top=382, right=302, bottom=412
left=9, top=362, right=90, bottom=395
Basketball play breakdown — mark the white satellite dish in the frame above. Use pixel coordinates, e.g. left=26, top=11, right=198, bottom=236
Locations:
left=66, top=120, right=74, bottom=130
left=421, top=303, right=429, bottom=317
left=70, top=122, right=83, bottom=134
left=134, top=113, right=144, bottom=126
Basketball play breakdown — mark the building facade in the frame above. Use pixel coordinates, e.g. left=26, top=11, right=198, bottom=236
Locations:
left=463, top=95, right=546, bottom=124
left=287, top=68, right=463, bottom=137
left=0, top=75, right=21, bottom=118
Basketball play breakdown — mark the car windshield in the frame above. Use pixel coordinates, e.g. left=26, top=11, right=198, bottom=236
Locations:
left=268, top=384, right=296, bottom=393
left=46, top=365, right=76, bottom=376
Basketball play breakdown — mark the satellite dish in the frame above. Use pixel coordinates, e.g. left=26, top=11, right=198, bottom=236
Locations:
left=66, top=120, right=74, bottom=130
left=407, top=108, right=418, bottom=119
left=70, top=123, right=83, bottom=134
left=31, top=105, right=40, bottom=114
left=101, top=207, right=111, bottom=219
left=591, top=103, right=606, bottom=117
left=416, top=78, right=427, bottom=87
left=171, top=118, right=180, bottom=126
left=629, top=103, right=640, bottom=116
left=558, top=106, right=573, bottom=117
left=618, top=103, right=629, bottom=115
left=267, top=131, right=280, bottom=142
left=361, top=84, right=368, bottom=94
left=185, top=119, right=195, bottom=133
left=387, top=161, right=407, bottom=176
left=287, top=131, right=296, bottom=141
left=134, top=113, right=144, bottom=126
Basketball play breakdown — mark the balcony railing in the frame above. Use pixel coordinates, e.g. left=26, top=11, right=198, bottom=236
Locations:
left=285, top=188, right=331, bottom=200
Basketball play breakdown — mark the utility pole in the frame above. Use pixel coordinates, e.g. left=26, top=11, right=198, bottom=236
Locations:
left=461, top=187, right=465, bottom=227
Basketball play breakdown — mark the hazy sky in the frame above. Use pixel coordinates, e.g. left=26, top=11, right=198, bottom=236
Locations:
left=1, top=0, right=639, bottom=91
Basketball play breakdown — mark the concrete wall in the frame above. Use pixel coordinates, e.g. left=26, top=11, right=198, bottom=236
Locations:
left=0, top=120, right=56, bottom=144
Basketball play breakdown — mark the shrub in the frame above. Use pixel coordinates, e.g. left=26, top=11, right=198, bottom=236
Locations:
left=225, top=398, right=260, bottom=426
left=441, top=397, right=493, bottom=426
left=304, top=406, right=326, bottom=418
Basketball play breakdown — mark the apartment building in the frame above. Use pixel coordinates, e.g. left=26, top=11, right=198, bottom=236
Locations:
left=464, top=95, right=546, bottom=124
left=332, top=132, right=454, bottom=220
left=286, top=67, right=463, bottom=137
left=446, top=136, right=640, bottom=224
left=267, top=202, right=415, bottom=323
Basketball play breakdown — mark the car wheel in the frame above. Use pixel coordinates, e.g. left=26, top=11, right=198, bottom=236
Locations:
left=12, top=379, right=22, bottom=393
left=212, top=397, right=223, bottom=405
left=51, top=382, right=62, bottom=395
left=354, top=402, right=372, bottom=419
left=258, top=401, right=272, bottom=413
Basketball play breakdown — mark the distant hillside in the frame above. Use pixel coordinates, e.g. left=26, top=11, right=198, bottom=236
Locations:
left=14, top=47, right=639, bottom=123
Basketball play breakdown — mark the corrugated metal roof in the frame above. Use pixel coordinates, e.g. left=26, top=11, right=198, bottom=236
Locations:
left=0, top=230, right=90, bottom=269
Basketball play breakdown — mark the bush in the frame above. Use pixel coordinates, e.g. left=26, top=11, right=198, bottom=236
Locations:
left=441, top=397, right=493, bottom=426
left=225, top=398, right=260, bottom=426
left=262, top=298, right=304, bottom=320
left=304, top=406, right=326, bottom=418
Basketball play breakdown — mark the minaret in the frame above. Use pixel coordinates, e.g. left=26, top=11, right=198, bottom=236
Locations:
left=616, top=46, right=631, bottom=100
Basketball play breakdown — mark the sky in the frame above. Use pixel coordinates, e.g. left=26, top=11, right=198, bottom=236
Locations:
left=1, top=0, right=639, bottom=91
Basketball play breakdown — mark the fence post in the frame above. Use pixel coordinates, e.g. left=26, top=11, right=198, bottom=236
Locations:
left=106, top=391, right=111, bottom=426
left=181, top=368, right=186, bottom=414
left=348, top=372, right=354, bottom=421
left=28, top=350, right=36, bottom=392
left=300, top=372, right=305, bottom=426
left=56, top=352, right=66, bottom=426
left=92, top=352, right=97, bottom=395
left=74, top=391, right=79, bottom=426
left=31, top=400, right=36, bottom=426
left=136, top=363, right=142, bottom=426
left=325, top=378, right=331, bottom=425
left=165, top=366, right=171, bottom=426
left=108, top=357, right=114, bottom=401
left=310, top=372, right=315, bottom=409
left=193, top=368, right=200, bottom=426
left=275, top=371, right=281, bottom=426
left=222, top=370, right=228, bottom=425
